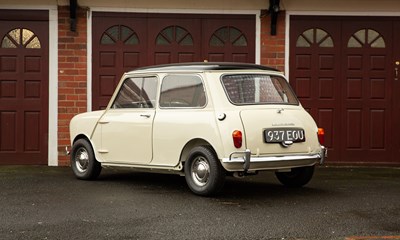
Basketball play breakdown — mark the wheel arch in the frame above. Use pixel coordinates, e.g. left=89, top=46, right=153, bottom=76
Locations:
left=72, top=134, right=90, bottom=145
left=72, top=134, right=102, bottom=162
left=180, top=138, right=219, bottom=166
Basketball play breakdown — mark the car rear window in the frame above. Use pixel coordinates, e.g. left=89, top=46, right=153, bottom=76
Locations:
left=221, top=74, right=299, bottom=105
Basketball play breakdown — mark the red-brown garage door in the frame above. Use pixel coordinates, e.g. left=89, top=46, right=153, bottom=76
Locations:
left=0, top=10, right=49, bottom=165
left=92, top=13, right=255, bottom=110
left=290, top=16, right=400, bottom=165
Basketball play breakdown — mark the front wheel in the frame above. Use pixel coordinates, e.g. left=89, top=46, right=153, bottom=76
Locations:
left=275, top=166, right=315, bottom=187
left=184, top=146, right=225, bottom=196
left=71, top=139, right=102, bottom=180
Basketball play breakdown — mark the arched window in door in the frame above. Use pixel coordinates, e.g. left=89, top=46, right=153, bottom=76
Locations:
left=296, top=28, right=333, bottom=48
left=1, top=28, right=41, bottom=48
left=156, top=25, right=193, bottom=46
left=347, top=29, right=385, bottom=48
left=209, top=26, right=247, bottom=47
left=100, top=25, right=139, bottom=45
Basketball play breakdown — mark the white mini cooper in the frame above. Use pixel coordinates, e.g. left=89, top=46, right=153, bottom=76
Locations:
left=69, top=62, right=327, bottom=196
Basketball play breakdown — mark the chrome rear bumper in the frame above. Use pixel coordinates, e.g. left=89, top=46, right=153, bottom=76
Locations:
left=222, top=146, right=327, bottom=172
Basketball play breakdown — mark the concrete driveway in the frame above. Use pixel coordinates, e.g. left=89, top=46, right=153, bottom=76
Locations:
left=0, top=166, right=399, bottom=240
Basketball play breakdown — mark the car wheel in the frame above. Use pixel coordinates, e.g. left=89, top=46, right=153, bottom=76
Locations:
left=275, top=166, right=315, bottom=187
left=71, top=139, right=102, bottom=180
left=184, top=146, right=225, bottom=196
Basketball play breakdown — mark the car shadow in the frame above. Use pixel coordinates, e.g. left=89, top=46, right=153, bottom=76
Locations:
left=97, top=169, right=330, bottom=200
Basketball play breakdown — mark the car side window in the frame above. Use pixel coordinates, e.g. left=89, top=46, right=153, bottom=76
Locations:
left=112, top=76, right=157, bottom=109
left=159, top=75, right=206, bottom=108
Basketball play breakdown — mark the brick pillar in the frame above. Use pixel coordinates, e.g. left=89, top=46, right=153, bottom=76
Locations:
left=58, top=6, right=88, bottom=166
left=260, top=11, right=286, bottom=72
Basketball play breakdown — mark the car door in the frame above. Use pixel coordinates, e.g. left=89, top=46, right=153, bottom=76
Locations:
left=96, top=76, right=158, bottom=164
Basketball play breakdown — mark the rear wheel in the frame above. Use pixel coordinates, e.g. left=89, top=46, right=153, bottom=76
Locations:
left=184, top=146, right=225, bottom=196
left=275, top=166, right=315, bottom=187
left=71, top=139, right=102, bottom=180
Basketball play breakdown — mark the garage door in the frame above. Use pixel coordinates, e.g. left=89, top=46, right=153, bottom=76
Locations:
left=0, top=10, right=49, bottom=164
left=92, top=13, right=255, bottom=110
left=290, top=16, right=400, bottom=165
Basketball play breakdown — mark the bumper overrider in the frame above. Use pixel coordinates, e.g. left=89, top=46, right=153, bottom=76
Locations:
left=222, top=146, right=327, bottom=172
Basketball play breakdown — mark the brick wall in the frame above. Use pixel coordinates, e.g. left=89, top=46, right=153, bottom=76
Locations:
left=260, top=11, right=286, bottom=72
left=58, top=6, right=88, bottom=166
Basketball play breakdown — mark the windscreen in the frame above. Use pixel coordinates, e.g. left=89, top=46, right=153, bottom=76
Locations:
left=221, top=74, right=299, bottom=105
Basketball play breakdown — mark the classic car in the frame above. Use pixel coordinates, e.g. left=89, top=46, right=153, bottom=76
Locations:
left=68, top=62, right=327, bottom=196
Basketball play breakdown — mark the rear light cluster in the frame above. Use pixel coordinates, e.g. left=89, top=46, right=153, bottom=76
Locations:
left=232, top=128, right=325, bottom=148
left=232, top=130, right=242, bottom=148
left=317, top=128, right=325, bottom=145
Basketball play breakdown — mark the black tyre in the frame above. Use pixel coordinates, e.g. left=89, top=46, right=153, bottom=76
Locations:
left=275, top=166, right=315, bottom=187
left=184, top=146, right=225, bottom=196
left=71, top=139, right=102, bottom=180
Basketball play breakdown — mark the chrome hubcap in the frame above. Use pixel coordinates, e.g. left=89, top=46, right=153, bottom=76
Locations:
left=75, top=147, right=89, bottom=173
left=191, top=156, right=210, bottom=187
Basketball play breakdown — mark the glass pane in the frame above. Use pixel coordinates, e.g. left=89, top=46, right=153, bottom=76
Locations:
left=156, top=35, right=170, bottom=45
left=230, top=27, right=241, bottom=43
left=141, top=77, right=158, bottom=108
left=315, top=29, right=327, bottom=44
left=107, top=26, right=119, bottom=41
left=319, top=37, right=334, bottom=48
left=215, top=27, right=229, bottom=42
left=233, top=35, right=247, bottom=46
left=101, top=35, right=115, bottom=44
left=296, top=35, right=310, bottom=47
left=112, top=77, right=142, bottom=108
left=303, top=29, right=314, bottom=43
left=221, top=74, right=298, bottom=105
left=125, top=35, right=139, bottom=45
left=175, top=27, right=186, bottom=42
left=162, top=27, right=174, bottom=41
left=180, top=35, right=193, bottom=46
left=210, top=36, right=224, bottom=47
left=26, top=36, right=41, bottom=48
left=160, top=75, right=206, bottom=108
left=347, top=36, right=362, bottom=48
left=8, top=29, right=21, bottom=45
left=367, top=29, right=379, bottom=44
left=121, top=26, right=133, bottom=42
left=354, top=29, right=366, bottom=44
left=371, top=37, right=386, bottom=48
left=1, top=36, right=17, bottom=48
left=22, top=29, right=34, bottom=45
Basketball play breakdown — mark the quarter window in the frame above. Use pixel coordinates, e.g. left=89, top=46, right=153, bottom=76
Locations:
left=160, top=75, right=206, bottom=108
left=221, top=74, right=298, bottom=105
left=112, top=77, right=157, bottom=108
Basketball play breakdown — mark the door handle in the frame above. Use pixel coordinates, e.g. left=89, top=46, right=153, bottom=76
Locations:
left=395, top=67, right=398, bottom=81
left=140, top=114, right=151, bottom=118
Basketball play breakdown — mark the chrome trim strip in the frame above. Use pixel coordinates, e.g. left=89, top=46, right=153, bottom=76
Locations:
left=223, top=151, right=322, bottom=163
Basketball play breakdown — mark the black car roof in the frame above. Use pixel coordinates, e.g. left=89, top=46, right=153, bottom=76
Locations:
left=134, top=62, right=279, bottom=72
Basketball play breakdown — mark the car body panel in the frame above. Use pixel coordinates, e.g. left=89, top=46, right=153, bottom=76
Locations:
left=94, top=108, right=155, bottom=164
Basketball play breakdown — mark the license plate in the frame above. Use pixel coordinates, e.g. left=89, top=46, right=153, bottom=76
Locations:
left=264, top=128, right=306, bottom=143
